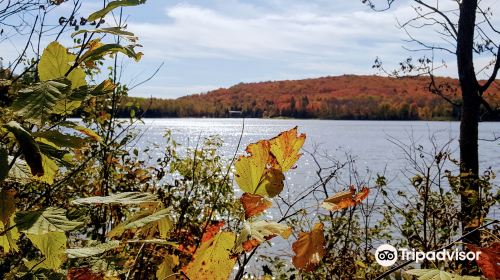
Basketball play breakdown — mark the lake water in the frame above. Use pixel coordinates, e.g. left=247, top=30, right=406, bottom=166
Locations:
left=129, top=118, right=499, bottom=272
left=132, top=118, right=499, bottom=220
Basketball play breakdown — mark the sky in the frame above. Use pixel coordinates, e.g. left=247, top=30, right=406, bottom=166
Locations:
left=1, top=0, right=499, bottom=98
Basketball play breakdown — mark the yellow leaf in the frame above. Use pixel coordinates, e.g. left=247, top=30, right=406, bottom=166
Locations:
left=292, top=222, right=326, bottom=272
left=158, top=217, right=173, bottom=239
left=184, top=232, right=236, bottom=280
left=0, top=213, right=20, bottom=253
left=156, top=255, right=179, bottom=280
left=235, top=141, right=284, bottom=197
left=73, top=125, right=102, bottom=142
left=26, top=232, right=67, bottom=270
left=38, top=41, right=86, bottom=89
left=34, top=154, right=58, bottom=185
left=269, top=127, right=306, bottom=172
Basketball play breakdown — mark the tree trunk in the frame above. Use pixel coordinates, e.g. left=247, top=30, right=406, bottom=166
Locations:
left=456, top=0, right=481, bottom=245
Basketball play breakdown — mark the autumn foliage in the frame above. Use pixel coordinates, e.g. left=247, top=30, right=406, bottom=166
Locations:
left=121, top=75, right=500, bottom=120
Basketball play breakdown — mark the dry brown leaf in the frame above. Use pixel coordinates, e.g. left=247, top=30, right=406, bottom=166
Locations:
left=292, top=222, right=326, bottom=272
left=321, top=186, right=370, bottom=211
left=67, top=268, right=104, bottom=280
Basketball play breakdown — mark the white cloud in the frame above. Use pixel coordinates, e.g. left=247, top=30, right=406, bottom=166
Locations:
left=129, top=3, right=408, bottom=60
left=130, top=84, right=220, bottom=98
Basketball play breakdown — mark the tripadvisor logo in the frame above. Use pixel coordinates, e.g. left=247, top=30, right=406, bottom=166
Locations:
left=374, top=244, right=481, bottom=267
left=375, top=244, right=398, bottom=266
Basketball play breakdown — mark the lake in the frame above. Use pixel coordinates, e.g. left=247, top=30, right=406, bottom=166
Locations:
left=128, top=118, right=499, bottom=271
left=132, top=118, right=500, bottom=221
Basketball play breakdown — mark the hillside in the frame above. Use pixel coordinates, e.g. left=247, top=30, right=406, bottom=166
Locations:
left=120, top=75, right=500, bottom=120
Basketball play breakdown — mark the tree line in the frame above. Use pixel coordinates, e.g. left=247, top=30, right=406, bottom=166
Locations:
left=119, top=75, right=499, bottom=120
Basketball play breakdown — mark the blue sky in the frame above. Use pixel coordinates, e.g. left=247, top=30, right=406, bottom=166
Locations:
left=2, top=0, right=499, bottom=98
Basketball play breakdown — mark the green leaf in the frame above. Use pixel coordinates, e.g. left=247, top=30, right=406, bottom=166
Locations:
left=66, top=240, right=120, bottom=258
left=3, top=121, right=43, bottom=176
left=38, top=41, right=86, bottom=89
left=11, top=80, right=69, bottom=125
left=34, top=130, right=85, bottom=149
left=87, top=0, right=146, bottom=22
left=0, top=147, right=8, bottom=181
left=6, top=156, right=31, bottom=183
left=51, top=80, right=116, bottom=116
left=71, top=192, right=158, bottom=206
left=184, top=232, right=236, bottom=280
left=15, top=207, right=83, bottom=235
left=125, top=208, right=172, bottom=229
left=80, top=43, right=143, bottom=63
left=72, top=27, right=138, bottom=42
left=51, top=100, right=82, bottom=116
left=26, top=232, right=67, bottom=270
left=17, top=268, right=65, bottom=280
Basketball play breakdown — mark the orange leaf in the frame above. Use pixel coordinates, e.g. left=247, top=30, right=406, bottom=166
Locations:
left=202, top=221, right=225, bottom=242
left=292, top=222, right=326, bottom=272
left=240, top=193, right=273, bottom=219
left=269, top=127, right=306, bottom=172
left=354, top=187, right=370, bottom=203
left=242, top=239, right=261, bottom=252
left=466, top=242, right=500, bottom=280
left=321, top=186, right=370, bottom=211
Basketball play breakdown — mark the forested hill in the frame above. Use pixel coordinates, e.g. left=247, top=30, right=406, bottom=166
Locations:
left=120, top=75, right=500, bottom=120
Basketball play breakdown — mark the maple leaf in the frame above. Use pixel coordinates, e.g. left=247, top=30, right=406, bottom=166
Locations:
left=240, top=193, right=273, bottom=219
left=466, top=242, right=500, bottom=280
left=321, top=186, right=370, bottom=211
left=292, top=222, right=326, bottom=272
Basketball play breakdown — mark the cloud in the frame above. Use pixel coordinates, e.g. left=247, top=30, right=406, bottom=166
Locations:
left=130, top=84, right=220, bottom=98
left=129, top=3, right=409, bottom=60
left=123, top=1, right=478, bottom=97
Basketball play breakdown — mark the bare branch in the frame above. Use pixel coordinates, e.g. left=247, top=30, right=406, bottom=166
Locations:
left=480, top=47, right=500, bottom=93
